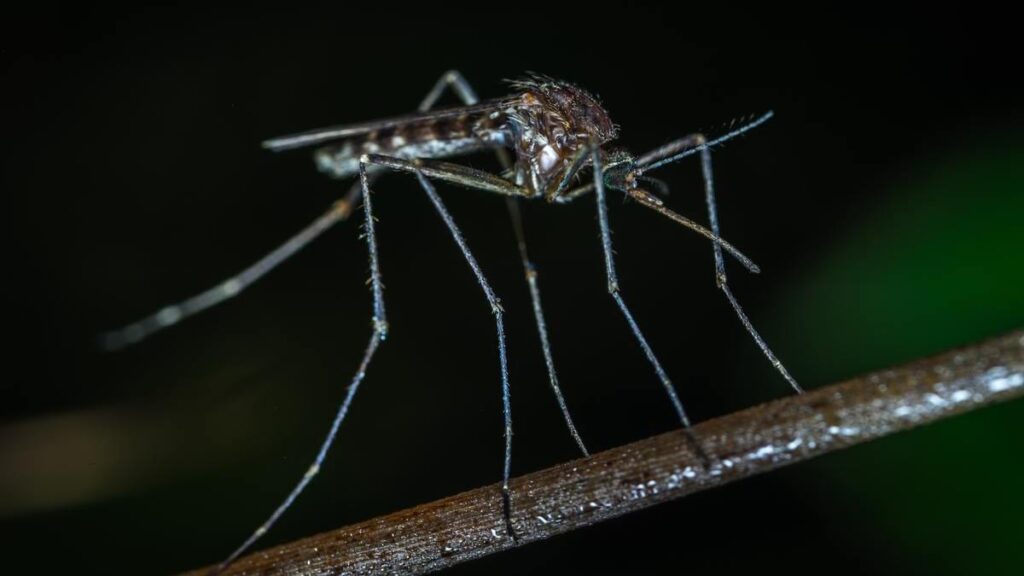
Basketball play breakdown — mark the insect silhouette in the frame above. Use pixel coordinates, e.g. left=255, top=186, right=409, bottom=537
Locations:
left=101, top=71, right=802, bottom=571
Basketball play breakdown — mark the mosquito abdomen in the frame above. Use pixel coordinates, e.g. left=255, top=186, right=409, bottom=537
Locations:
left=314, top=111, right=510, bottom=178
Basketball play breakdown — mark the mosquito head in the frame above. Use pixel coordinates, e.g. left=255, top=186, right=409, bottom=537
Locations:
left=601, top=149, right=640, bottom=192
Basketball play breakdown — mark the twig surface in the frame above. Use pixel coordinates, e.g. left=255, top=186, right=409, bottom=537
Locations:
left=186, top=330, right=1024, bottom=576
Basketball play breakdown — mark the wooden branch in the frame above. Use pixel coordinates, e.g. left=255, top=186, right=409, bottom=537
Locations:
left=185, top=330, right=1024, bottom=576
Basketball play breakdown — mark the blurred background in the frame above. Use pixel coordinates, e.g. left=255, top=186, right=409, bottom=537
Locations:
left=2, top=5, right=1021, bottom=575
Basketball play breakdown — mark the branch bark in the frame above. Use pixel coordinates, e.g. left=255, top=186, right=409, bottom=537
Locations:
left=185, top=330, right=1024, bottom=576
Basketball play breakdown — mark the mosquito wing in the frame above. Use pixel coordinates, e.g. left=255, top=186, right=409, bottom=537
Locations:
left=262, top=99, right=513, bottom=152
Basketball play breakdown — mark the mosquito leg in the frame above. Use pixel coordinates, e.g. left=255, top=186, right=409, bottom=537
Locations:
left=213, top=77, right=469, bottom=568
left=100, top=198, right=355, bottom=350
left=420, top=69, right=482, bottom=111
left=506, top=197, right=588, bottom=456
left=363, top=153, right=588, bottom=457
left=362, top=154, right=527, bottom=197
left=421, top=71, right=588, bottom=455
left=639, top=132, right=802, bottom=393
left=695, top=139, right=802, bottom=393
left=591, top=146, right=711, bottom=465
left=360, top=152, right=516, bottom=536
left=414, top=167, right=516, bottom=537
left=214, top=160, right=389, bottom=572
left=552, top=182, right=595, bottom=204
left=218, top=81, right=521, bottom=567
left=591, top=148, right=689, bottom=426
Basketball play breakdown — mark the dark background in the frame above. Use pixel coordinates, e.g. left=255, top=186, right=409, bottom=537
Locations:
left=2, top=5, right=1022, bottom=575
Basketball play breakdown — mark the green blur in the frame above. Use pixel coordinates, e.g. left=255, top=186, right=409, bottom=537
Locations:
left=773, top=145, right=1023, bottom=575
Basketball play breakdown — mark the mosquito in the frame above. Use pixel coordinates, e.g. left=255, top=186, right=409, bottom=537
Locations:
left=101, top=71, right=802, bottom=571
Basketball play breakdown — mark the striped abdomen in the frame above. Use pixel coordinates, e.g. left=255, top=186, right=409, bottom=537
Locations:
left=312, top=107, right=512, bottom=178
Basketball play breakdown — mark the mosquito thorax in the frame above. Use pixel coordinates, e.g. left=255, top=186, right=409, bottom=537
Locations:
left=506, top=77, right=619, bottom=195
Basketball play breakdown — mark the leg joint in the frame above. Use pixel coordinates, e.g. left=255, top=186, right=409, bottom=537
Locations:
left=490, top=300, right=505, bottom=315
left=303, top=464, right=320, bottom=480
left=373, top=317, right=389, bottom=337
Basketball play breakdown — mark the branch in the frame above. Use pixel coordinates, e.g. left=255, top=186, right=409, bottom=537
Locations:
left=185, top=330, right=1024, bottom=576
